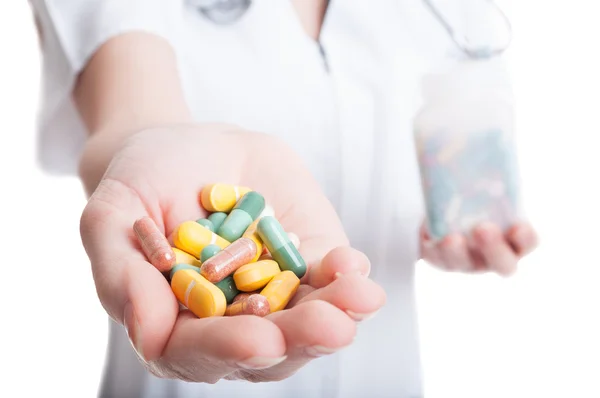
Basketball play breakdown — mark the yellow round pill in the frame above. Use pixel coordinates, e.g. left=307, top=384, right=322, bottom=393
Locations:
left=200, top=183, right=252, bottom=213
left=171, top=269, right=226, bottom=318
left=233, top=259, right=281, bottom=292
left=259, top=270, right=300, bottom=313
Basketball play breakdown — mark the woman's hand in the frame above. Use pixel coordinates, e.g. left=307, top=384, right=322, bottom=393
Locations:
left=79, top=124, right=386, bottom=383
left=420, top=220, right=539, bottom=276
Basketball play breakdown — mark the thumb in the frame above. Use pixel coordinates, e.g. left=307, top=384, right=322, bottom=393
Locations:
left=80, top=178, right=178, bottom=361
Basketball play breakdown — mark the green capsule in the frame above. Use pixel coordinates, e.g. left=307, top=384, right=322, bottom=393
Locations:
left=196, top=218, right=215, bottom=232
left=208, top=212, right=227, bottom=231
left=217, top=192, right=265, bottom=242
left=215, top=275, right=240, bottom=304
left=169, top=263, right=201, bottom=280
left=201, top=244, right=222, bottom=262
left=257, top=216, right=307, bottom=278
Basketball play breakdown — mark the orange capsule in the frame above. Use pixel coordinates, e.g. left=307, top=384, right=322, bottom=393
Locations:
left=200, top=237, right=258, bottom=283
left=225, top=294, right=270, bottom=317
left=133, top=217, right=175, bottom=272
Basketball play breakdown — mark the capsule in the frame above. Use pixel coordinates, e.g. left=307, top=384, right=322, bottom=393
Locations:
left=208, top=212, right=228, bottom=231
left=173, top=221, right=230, bottom=259
left=133, top=217, right=175, bottom=272
left=257, top=216, right=307, bottom=278
left=217, top=192, right=265, bottom=242
left=196, top=218, right=215, bottom=232
left=169, top=263, right=201, bottom=280
left=173, top=248, right=202, bottom=268
left=225, top=294, right=271, bottom=317
left=201, top=244, right=222, bottom=262
left=260, top=271, right=300, bottom=313
left=232, top=292, right=253, bottom=303
left=171, top=269, right=227, bottom=318
left=215, top=275, right=240, bottom=304
left=200, top=183, right=252, bottom=213
left=233, top=259, right=281, bottom=292
left=242, top=219, right=264, bottom=262
left=200, top=237, right=258, bottom=283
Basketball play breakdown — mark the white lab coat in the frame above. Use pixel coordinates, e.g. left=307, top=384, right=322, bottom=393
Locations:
left=31, top=1, right=459, bottom=397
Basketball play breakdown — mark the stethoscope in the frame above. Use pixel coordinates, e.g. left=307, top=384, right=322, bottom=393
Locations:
left=422, top=0, right=512, bottom=59
left=189, top=0, right=512, bottom=59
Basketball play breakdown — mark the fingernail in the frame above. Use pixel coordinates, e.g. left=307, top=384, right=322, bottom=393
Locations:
left=236, top=356, right=287, bottom=370
left=334, top=266, right=370, bottom=280
left=305, top=345, right=340, bottom=358
left=346, top=309, right=380, bottom=322
left=123, top=302, right=145, bottom=361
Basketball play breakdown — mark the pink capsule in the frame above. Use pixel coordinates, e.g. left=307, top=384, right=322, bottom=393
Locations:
left=232, top=290, right=262, bottom=303
left=232, top=292, right=252, bottom=303
left=133, top=217, right=175, bottom=272
left=225, top=294, right=271, bottom=317
left=200, top=237, right=258, bottom=283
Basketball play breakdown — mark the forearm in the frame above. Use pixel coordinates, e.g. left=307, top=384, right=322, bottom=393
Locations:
left=75, top=32, right=193, bottom=195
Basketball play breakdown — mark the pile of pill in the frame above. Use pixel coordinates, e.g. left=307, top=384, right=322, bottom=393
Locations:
left=133, top=183, right=306, bottom=319
left=415, top=129, right=520, bottom=240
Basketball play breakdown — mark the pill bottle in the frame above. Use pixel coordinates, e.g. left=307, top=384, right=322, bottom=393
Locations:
left=413, top=56, right=521, bottom=241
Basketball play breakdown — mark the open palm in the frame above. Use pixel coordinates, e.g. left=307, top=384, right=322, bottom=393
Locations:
left=80, top=124, right=386, bottom=383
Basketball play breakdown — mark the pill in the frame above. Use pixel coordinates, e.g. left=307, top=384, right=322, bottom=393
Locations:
left=225, top=294, right=271, bottom=317
left=242, top=219, right=264, bottom=262
left=257, top=216, right=307, bottom=279
left=232, top=292, right=253, bottom=303
left=233, top=259, right=281, bottom=292
left=169, top=263, right=201, bottom=280
left=200, top=237, right=258, bottom=283
left=171, top=269, right=226, bottom=318
left=173, top=248, right=202, bottom=268
left=217, top=191, right=265, bottom=242
left=215, top=275, right=240, bottom=304
left=207, top=212, right=227, bottom=231
left=200, top=183, right=252, bottom=213
left=201, top=244, right=222, bottom=262
left=260, top=270, right=300, bottom=313
left=133, top=217, right=175, bottom=272
left=196, top=218, right=215, bottom=232
left=173, top=221, right=230, bottom=259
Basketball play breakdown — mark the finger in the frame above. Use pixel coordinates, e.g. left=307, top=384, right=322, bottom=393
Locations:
left=287, top=284, right=316, bottom=307
left=419, top=222, right=444, bottom=266
left=157, top=312, right=286, bottom=382
left=506, top=223, right=539, bottom=257
left=247, top=300, right=356, bottom=381
left=296, top=274, right=385, bottom=321
left=472, top=223, right=519, bottom=276
left=437, top=234, right=474, bottom=272
left=81, top=179, right=178, bottom=361
left=307, top=246, right=371, bottom=288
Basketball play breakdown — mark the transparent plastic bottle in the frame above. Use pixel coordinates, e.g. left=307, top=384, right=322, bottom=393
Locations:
left=413, top=57, right=521, bottom=241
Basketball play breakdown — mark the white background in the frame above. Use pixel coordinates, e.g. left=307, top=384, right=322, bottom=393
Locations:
left=0, top=2, right=598, bottom=397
